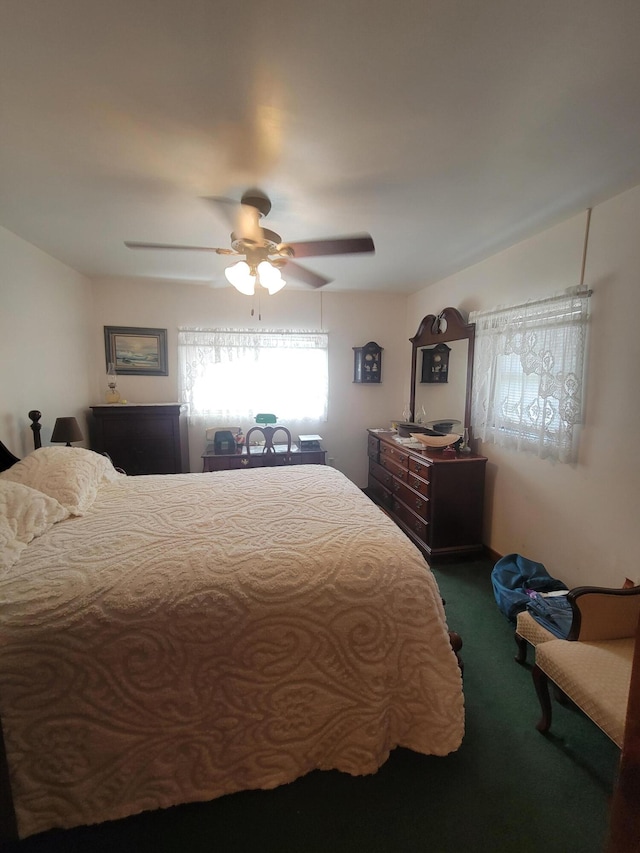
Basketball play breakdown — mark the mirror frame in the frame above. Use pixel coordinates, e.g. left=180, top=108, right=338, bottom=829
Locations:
left=409, top=307, right=475, bottom=430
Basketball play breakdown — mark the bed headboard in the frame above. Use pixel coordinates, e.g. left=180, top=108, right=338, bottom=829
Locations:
left=0, top=441, right=19, bottom=473
left=0, top=410, right=42, bottom=472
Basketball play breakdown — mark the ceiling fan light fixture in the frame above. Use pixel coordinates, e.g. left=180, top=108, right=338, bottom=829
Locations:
left=257, top=261, right=286, bottom=295
left=264, top=276, right=286, bottom=295
left=225, top=260, right=256, bottom=295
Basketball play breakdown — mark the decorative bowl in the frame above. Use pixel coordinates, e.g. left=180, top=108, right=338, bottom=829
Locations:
left=410, top=432, right=460, bottom=449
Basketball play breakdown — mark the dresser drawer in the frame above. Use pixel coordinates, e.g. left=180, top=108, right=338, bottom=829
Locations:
left=392, top=498, right=429, bottom=542
left=364, top=429, right=486, bottom=561
left=368, top=434, right=380, bottom=462
left=380, top=442, right=409, bottom=467
left=409, top=457, right=431, bottom=481
left=89, top=405, right=189, bottom=475
left=204, top=454, right=250, bottom=471
left=393, top=480, right=429, bottom=520
left=380, top=455, right=407, bottom=482
left=370, top=459, right=393, bottom=490
left=408, top=470, right=430, bottom=498
left=368, top=472, right=392, bottom=509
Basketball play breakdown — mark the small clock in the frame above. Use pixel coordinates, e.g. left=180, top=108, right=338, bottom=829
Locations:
left=353, top=341, right=383, bottom=383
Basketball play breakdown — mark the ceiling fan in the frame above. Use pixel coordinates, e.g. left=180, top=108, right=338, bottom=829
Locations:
left=125, top=188, right=375, bottom=295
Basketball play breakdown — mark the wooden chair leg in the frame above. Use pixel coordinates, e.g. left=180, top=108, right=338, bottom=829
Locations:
left=514, top=632, right=528, bottom=664
left=532, top=664, right=552, bottom=734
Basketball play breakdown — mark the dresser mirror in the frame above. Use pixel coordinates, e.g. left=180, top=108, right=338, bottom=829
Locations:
left=409, top=307, right=475, bottom=434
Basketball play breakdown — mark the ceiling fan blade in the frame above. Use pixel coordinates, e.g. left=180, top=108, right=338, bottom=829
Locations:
left=125, top=241, right=234, bottom=254
left=282, top=234, right=375, bottom=259
left=281, top=259, right=332, bottom=289
left=201, top=196, right=263, bottom=244
left=201, top=195, right=242, bottom=229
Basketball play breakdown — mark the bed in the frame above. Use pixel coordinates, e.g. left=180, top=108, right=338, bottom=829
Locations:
left=0, top=415, right=464, bottom=841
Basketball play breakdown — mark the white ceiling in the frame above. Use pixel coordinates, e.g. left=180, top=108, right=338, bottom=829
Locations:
left=1, top=0, right=640, bottom=293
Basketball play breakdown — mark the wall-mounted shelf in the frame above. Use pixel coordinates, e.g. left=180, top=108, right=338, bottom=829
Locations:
left=353, top=341, right=383, bottom=383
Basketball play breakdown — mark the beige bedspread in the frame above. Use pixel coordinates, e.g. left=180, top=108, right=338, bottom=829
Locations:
left=0, top=464, right=464, bottom=838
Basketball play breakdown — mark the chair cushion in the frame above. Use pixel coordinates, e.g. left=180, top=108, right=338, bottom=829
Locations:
left=535, top=638, right=634, bottom=747
left=516, top=610, right=556, bottom=647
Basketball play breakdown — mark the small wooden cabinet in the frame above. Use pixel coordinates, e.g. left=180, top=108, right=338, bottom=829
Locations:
left=353, top=341, right=383, bottom=383
left=366, top=429, right=486, bottom=561
left=89, top=404, right=190, bottom=475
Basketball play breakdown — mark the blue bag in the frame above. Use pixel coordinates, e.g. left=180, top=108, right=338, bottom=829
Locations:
left=491, top=553, right=568, bottom=624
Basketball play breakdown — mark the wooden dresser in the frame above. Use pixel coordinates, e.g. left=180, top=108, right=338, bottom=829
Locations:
left=89, top=404, right=190, bottom=475
left=366, top=429, right=486, bottom=561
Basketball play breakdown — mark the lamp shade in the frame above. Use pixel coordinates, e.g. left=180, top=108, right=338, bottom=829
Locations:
left=51, top=417, right=83, bottom=446
left=225, top=261, right=256, bottom=295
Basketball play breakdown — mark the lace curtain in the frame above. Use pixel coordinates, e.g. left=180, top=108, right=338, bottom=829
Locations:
left=178, top=328, right=329, bottom=423
left=470, top=287, right=591, bottom=462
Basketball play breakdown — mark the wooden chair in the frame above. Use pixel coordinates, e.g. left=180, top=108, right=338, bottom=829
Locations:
left=515, top=610, right=558, bottom=663
left=245, top=425, right=292, bottom=465
left=531, top=585, right=640, bottom=747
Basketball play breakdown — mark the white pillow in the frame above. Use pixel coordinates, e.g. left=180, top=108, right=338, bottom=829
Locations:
left=0, top=479, right=69, bottom=571
left=0, top=446, right=122, bottom=516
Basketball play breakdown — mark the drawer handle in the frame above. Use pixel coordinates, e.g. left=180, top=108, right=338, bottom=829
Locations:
left=415, top=498, right=423, bottom=510
left=393, top=481, right=401, bottom=491
left=411, top=479, right=428, bottom=493
left=241, top=458, right=249, bottom=467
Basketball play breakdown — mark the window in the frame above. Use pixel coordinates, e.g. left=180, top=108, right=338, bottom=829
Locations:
left=470, top=287, right=590, bottom=462
left=178, top=328, right=329, bottom=421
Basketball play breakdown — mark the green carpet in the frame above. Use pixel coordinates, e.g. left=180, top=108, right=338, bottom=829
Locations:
left=13, top=558, right=619, bottom=853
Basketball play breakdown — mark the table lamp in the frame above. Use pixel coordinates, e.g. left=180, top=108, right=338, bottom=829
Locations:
left=51, top=417, right=83, bottom=447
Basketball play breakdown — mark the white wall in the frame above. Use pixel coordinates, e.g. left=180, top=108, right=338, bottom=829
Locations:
left=0, top=226, right=93, bottom=455
left=407, top=185, right=640, bottom=588
left=90, top=278, right=406, bottom=485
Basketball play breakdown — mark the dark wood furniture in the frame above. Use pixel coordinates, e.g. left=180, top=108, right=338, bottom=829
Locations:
left=0, top=441, right=19, bottom=472
left=366, top=429, right=486, bottom=561
left=353, top=341, right=383, bottom=383
left=409, top=307, right=475, bottom=428
left=89, top=404, right=189, bottom=475
left=0, top=410, right=41, bottom=472
left=202, top=438, right=326, bottom=471
left=246, top=425, right=292, bottom=455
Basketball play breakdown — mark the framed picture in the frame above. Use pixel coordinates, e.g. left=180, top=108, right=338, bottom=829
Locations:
left=104, top=326, right=168, bottom=376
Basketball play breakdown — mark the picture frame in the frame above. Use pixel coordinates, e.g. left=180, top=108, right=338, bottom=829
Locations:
left=104, top=326, right=168, bottom=376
